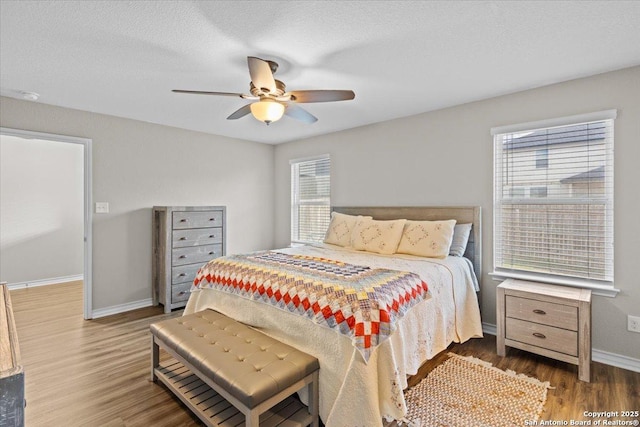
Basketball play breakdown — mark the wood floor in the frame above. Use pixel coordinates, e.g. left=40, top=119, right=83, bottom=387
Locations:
left=9, top=281, right=640, bottom=426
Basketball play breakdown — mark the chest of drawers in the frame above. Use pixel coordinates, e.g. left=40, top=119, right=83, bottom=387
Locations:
left=496, top=278, right=592, bottom=382
left=153, top=206, right=226, bottom=313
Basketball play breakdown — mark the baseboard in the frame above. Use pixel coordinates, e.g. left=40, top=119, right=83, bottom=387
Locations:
left=481, top=322, right=640, bottom=373
left=7, top=274, right=83, bottom=290
left=592, top=348, right=640, bottom=373
left=91, top=298, right=153, bottom=319
left=482, top=322, right=497, bottom=336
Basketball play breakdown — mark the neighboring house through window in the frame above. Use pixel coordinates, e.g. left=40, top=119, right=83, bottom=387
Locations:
left=492, top=110, right=616, bottom=291
left=291, top=155, right=331, bottom=244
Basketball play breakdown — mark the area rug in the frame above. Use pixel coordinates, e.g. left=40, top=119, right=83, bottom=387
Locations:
left=402, top=353, right=551, bottom=427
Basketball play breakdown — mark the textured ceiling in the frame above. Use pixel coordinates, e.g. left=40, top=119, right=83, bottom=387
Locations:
left=1, top=1, right=639, bottom=144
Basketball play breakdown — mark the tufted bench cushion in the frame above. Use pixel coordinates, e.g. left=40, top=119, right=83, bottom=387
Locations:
left=151, top=309, right=319, bottom=408
left=151, top=309, right=319, bottom=427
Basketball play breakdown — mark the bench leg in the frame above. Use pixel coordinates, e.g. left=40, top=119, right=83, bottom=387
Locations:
left=310, top=371, right=319, bottom=427
left=246, top=409, right=259, bottom=427
left=151, top=336, right=159, bottom=382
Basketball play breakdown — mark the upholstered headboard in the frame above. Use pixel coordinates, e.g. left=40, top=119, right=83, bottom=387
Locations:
left=331, top=206, right=482, bottom=285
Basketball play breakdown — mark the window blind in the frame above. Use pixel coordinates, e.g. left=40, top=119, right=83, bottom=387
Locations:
left=291, top=156, right=331, bottom=244
left=493, top=113, right=614, bottom=284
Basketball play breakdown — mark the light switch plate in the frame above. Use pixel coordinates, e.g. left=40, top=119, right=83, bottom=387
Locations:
left=95, top=202, right=109, bottom=214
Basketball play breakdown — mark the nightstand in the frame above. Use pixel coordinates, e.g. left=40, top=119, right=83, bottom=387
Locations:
left=496, top=278, right=592, bottom=382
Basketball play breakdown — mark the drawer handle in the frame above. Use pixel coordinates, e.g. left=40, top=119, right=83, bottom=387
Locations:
left=178, top=291, right=186, bottom=296
left=209, top=235, right=215, bottom=238
left=179, top=237, right=187, bottom=241
left=178, top=273, right=186, bottom=277
left=180, top=219, right=187, bottom=222
left=209, top=218, right=216, bottom=221
left=209, top=251, right=215, bottom=255
left=532, top=332, right=546, bottom=339
left=179, top=255, right=187, bottom=259
left=533, top=309, right=546, bottom=315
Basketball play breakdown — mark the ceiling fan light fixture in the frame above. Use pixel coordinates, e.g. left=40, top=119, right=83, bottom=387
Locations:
left=250, top=99, right=285, bottom=125
left=173, top=57, right=354, bottom=125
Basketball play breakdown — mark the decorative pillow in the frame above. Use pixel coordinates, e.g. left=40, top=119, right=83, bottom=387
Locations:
left=323, top=212, right=371, bottom=247
left=396, top=219, right=457, bottom=258
left=350, top=218, right=407, bottom=255
left=449, top=223, right=473, bottom=257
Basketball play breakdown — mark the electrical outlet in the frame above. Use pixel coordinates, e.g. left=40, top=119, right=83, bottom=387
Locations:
left=628, top=315, right=640, bottom=333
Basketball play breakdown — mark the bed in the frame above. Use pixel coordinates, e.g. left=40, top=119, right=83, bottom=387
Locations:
left=184, top=206, right=483, bottom=426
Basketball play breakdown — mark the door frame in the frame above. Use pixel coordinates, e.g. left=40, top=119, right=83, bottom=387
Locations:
left=0, top=127, right=93, bottom=319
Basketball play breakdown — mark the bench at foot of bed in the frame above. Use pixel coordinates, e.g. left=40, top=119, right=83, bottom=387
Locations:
left=150, top=309, right=320, bottom=427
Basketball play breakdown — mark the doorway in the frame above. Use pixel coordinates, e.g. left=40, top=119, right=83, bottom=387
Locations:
left=0, top=127, right=93, bottom=319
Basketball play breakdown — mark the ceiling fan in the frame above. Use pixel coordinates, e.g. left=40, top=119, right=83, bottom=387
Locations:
left=172, top=56, right=355, bottom=125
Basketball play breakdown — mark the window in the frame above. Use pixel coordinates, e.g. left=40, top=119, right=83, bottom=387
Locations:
left=291, top=155, right=331, bottom=244
left=492, top=110, right=616, bottom=287
left=530, top=186, right=547, bottom=198
left=535, top=148, right=549, bottom=169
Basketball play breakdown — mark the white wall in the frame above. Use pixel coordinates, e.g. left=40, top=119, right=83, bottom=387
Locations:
left=0, top=96, right=275, bottom=312
left=273, top=66, right=640, bottom=360
left=0, top=135, right=84, bottom=284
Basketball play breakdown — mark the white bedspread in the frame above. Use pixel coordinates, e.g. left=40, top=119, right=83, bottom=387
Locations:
left=184, top=243, right=483, bottom=426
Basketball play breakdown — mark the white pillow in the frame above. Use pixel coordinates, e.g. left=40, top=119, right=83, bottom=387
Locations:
left=323, top=212, right=371, bottom=247
left=351, top=217, right=407, bottom=255
left=396, top=219, right=457, bottom=258
left=449, top=223, right=472, bottom=257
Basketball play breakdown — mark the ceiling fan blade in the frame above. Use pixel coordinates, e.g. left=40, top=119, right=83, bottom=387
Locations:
left=289, top=90, right=355, bottom=103
left=284, top=104, right=318, bottom=124
left=227, top=104, right=253, bottom=120
left=173, top=89, right=244, bottom=97
left=247, top=57, right=277, bottom=94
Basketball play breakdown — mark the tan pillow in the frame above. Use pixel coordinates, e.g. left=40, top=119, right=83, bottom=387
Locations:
left=323, top=212, right=371, bottom=247
left=351, top=218, right=407, bottom=255
left=397, top=219, right=457, bottom=258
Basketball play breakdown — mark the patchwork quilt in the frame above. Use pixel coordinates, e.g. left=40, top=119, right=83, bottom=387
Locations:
left=192, top=251, right=430, bottom=361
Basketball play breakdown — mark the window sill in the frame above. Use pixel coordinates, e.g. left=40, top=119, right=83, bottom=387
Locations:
left=489, top=271, right=620, bottom=298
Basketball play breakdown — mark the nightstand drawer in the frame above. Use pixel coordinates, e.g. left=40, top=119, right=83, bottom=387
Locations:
left=173, top=211, right=223, bottom=229
left=506, top=295, right=578, bottom=331
left=506, top=317, right=577, bottom=356
left=172, top=227, right=223, bottom=248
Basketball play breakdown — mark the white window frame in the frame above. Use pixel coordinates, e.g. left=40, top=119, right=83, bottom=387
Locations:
left=490, top=110, right=619, bottom=297
left=290, top=154, right=331, bottom=245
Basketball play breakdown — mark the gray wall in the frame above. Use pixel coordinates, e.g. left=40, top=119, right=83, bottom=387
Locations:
left=0, top=135, right=84, bottom=284
left=0, top=96, right=275, bottom=311
left=1, top=66, right=637, bottom=360
left=273, top=66, right=640, bottom=360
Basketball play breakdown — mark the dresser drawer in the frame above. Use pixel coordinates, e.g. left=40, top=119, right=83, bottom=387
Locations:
left=506, top=317, right=578, bottom=356
left=173, top=211, right=223, bottom=229
left=172, top=263, right=202, bottom=285
left=172, top=244, right=223, bottom=267
left=171, top=283, right=192, bottom=303
left=506, top=295, right=577, bottom=331
left=172, top=227, right=223, bottom=248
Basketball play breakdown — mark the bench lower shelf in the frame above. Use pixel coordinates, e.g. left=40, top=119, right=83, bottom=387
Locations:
left=155, top=358, right=312, bottom=427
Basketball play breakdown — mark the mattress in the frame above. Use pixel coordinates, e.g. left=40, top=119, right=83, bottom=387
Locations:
left=184, top=243, right=483, bottom=426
